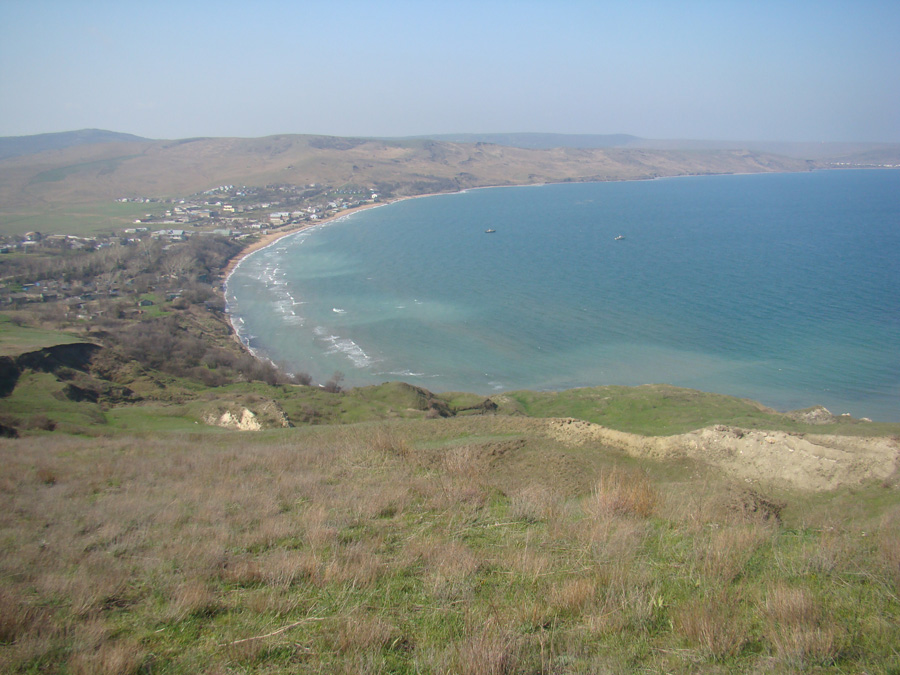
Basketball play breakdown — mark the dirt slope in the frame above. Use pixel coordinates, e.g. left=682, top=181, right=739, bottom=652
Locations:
left=544, top=418, right=899, bottom=490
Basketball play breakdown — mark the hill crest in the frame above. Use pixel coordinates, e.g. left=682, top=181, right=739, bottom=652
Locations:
left=0, top=128, right=149, bottom=161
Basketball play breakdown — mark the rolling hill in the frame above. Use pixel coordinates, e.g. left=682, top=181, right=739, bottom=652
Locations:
left=0, top=128, right=149, bottom=161
left=0, top=133, right=812, bottom=230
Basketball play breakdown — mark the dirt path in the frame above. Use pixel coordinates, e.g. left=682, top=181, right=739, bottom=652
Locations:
left=543, top=418, right=899, bottom=490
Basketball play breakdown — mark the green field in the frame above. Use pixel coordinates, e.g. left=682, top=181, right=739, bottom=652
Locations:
left=0, top=317, right=85, bottom=357
left=0, top=199, right=168, bottom=237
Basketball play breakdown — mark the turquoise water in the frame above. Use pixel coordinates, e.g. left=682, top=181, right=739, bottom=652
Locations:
left=225, top=170, right=900, bottom=421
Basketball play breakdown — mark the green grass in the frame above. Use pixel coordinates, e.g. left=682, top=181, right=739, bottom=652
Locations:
left=0, top=421, right=897, bottom=673
left=0, top=316, right=85, bottom=357
left=0, top=371, right=108, bottom=433
left=29, top=155, right=141, bottom=184
left=502, top=384, right=899, bottom=436
left=104, top=404, right=219, bottom=434
left=0, top=199, right=168, bottom=236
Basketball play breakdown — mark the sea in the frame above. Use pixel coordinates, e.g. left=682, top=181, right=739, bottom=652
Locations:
left=225, top=169, right=900, bottom=422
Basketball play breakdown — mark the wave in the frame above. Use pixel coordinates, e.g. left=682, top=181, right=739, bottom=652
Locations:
left=378, top=369, right=441, bottom=379
left=313, top=326, right=374, bottom=368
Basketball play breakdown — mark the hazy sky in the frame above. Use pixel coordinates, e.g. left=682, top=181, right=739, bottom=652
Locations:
left=1, top=0, right=898, bottom=142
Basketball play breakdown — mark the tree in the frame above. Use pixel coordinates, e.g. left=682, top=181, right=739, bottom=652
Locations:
left=323, top=372, right=344, bottom=393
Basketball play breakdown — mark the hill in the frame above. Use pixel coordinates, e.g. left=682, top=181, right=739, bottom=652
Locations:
left=1, top=227, right=899, bottom=672
left=0, top=128, right=149, bottom=161
left=8, top=130, right=900, bottom=237
left=398, top=132, right=645, bottom=149
left=0, top=133, right=813, bottom=234
left=397, top=132, right=900, bottom=161
left=1, top=373, right=898, bottom=672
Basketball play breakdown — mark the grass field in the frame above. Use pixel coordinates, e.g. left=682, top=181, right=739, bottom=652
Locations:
left=0, top=200, right=168, bottom=237
left=502, top=385, right=900, bottom=437
left=0, top=317, right=85, bottom=357
left=1, top=419, right=898, bottom=673
left=1, top=312, right=899, bottom=672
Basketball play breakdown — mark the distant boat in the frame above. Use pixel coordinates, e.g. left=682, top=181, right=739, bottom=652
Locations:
left=614, top=235, right=625, bottom=240
left=485, top=229, right=496, bottom=233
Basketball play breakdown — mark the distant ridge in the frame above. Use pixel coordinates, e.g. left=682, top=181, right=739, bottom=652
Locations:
left=395, top=132, right=643, bottom=150
left=0, top=129, right=149, bottom=161
left=3, top=129, right=897, bottom=236
left=394, top=132, right=900, bottom=160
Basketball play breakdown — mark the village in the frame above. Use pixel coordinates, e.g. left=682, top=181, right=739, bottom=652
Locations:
left=0, top=182, right=380, bottom=312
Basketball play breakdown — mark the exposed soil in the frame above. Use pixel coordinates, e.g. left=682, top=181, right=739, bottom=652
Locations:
left=543, top=418, right=900, bottom=491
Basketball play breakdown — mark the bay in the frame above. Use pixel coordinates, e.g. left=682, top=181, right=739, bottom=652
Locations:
left=225, top=170, right=900, bottom=421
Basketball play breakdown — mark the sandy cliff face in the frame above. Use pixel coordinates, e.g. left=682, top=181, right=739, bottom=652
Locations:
left=203, top=400, right=291, bottom=431
left=544, top=418, right=899, bottom=491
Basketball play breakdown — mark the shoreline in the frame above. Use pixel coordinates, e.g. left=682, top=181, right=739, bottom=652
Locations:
left=221, top=192, right=451, bottom=280
left=220, top=191, right=453, bottom=359
left=219, top=166, right=824, bottom=280
left=216, top=171, right=898, bottom=421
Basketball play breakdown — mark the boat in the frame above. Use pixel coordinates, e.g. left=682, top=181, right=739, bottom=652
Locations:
left=485, top=229, right=496, bottom=233
left=614, top=235, right=625, bottom=240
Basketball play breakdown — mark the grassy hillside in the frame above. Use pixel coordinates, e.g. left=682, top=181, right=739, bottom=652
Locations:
left=0, top=316, right=86, bottom=357
left=1, top=314, right=899, bottom=672
left=1, top=132, right=898, bottom=672
left=1, top=417, right=898, bottom=673
left=0, top=129, right=149, bottom=161
left=0, top=134, right=813, bottom=235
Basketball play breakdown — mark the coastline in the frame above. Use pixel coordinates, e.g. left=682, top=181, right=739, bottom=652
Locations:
left=218, top=171, right=899, bottom=420
left=220, top=165, right=820, bottom=280
left=221, top=202, right=379, bottom=280
left=221, top=192, right=451, bottom=280
left=220, top=191, right=454, bottom=359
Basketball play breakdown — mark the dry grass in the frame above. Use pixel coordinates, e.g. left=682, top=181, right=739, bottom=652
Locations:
left=694, top=523, right=771, bottom=583
left=0, top=421, right=897, bottom=673
left=508, top=484, right=560, bottom=523
left=676, top=591, right=747, bottom=660
left=764, top=583, right=842, bottom=667
left=447, top=619, right=525, bottom=675
left=549, top=576, right=600, bottom=616
left=0, top=590, right=41, bottom=645
left=66, top=640, right=145, bottom=675
left=583, top=467, right=657, bottom=519
left=878, top=506, right=900, bottom=590
left=587, top=515, right=650, bottom=565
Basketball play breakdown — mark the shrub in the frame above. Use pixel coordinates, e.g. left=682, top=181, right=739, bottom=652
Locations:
left=584, top=468, right=657, bottom=519
left=323, top=371, right=344, bottom=393
left=24, top=414, right=55, bottom=431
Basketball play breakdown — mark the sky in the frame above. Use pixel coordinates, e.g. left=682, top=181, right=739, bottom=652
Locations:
left=1, top=0, right=898, bottom=143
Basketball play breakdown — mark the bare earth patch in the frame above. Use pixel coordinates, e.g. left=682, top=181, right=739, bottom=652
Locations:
left=543, top=418, right=899, bottom=490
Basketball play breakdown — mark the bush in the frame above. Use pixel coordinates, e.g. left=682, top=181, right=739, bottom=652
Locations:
left=24, top=414, right=56, bottom=432
left=323, top=372, right=344, bottom=393
left=584, top=468, right=657, bottom=519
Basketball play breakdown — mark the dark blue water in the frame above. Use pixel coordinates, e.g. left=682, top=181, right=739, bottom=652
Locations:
left=225, top=170, right=900, bottom=421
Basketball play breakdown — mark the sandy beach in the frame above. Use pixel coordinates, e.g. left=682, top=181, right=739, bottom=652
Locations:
left=221, top=193, right=449, bottom=280
left=221, top=202, right=382, bottom=279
